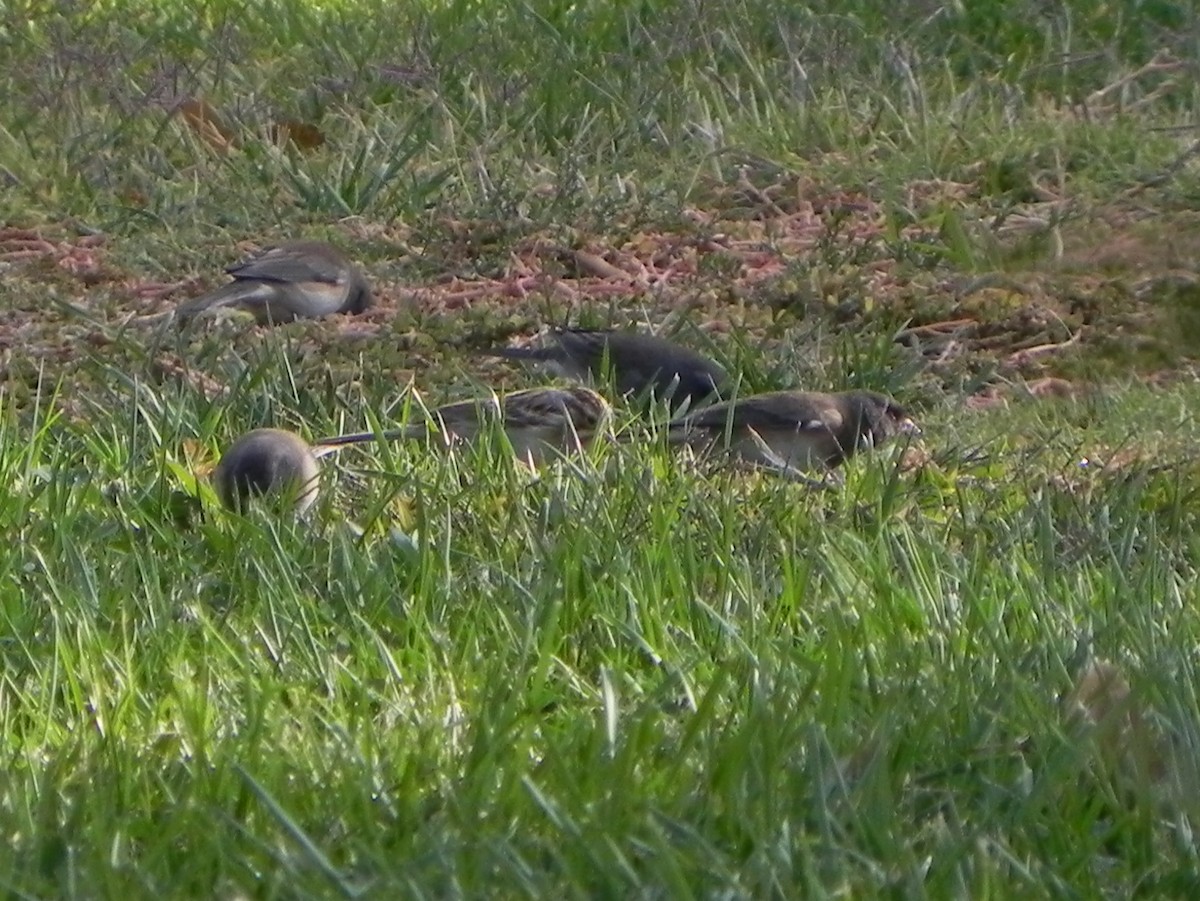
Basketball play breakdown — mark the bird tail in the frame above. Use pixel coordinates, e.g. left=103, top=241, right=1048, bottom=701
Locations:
left=310, top=426, right=425, bottom=456
left=659, top=426, right=683, bottom=445
left=662, top=421, right=707, bottom=446
left=602, top=422, right=700, bottom=453
left=173, top=281, right=274, bottom=321
left=476, top=345, right=557, bottom=362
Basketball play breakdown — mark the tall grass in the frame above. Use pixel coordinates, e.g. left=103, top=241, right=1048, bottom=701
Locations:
left=0, top=0, right=1198, bottom=896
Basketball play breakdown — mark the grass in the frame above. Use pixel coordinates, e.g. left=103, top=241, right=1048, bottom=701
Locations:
left=2, top=0, right=1200, bottom=896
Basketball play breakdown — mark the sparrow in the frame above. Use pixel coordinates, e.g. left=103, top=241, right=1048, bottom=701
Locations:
left=172, top=240, right=373, bottom=325
left=212, top=428, right=323, bottom=513
left=481, top=328, right=729, bottom=410
left=313, top=386, right=612, bottom=466
left=666, top=390, right=918, bottom=478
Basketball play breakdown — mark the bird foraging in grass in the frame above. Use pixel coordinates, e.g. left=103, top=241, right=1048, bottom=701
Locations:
left=666, top=389, right=918, bottom=480
left=170, top=240, right=373, bottom=325
left=481, top=328, right=729, bottom=411
left=213, top=428, right=323, bottom=513
left=313, top=385, right=613, bottom=467
left=212, top=388, right=609, bottom=514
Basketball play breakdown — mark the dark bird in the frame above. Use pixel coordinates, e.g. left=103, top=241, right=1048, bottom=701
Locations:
left=213, top=428, right=322, bottom=513
left=314, top=386, right=612, bottom=467
left=667, top=390, right=918, bottom=478
left=172, top=240, right=372, bottom=325
left=482, top=328, right=728, bottom=410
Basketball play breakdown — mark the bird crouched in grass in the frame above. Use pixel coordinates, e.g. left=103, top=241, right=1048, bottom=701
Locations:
left=170, top=240, right=373, bottom=325
left=481, top=328, right=729, bottom=411
left=666, top=389, right=918, bottom=480
left=213, top=428, right=325, bottom=513
left=212, top=388, right=610, bottom=512
left=313, top=385, right=613, bottom=468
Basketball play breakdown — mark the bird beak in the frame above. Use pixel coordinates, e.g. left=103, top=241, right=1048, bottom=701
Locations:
left=897, top=417, right=921, bottom=436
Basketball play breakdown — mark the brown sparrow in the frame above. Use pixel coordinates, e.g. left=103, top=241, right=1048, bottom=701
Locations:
left=667, top=389, right=918, bottom=477
left=314, top=385, right=612, bottom=466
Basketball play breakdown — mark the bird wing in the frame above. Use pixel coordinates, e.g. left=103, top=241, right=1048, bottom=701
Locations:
left=677, top=392, right=842, bottom=434
left=478, top=345, right=561, bottom=362
left=226, top=242, right=348, bottom=285
left=483, top=330, right=640, bottom=367
left=557, top=330, right=726, bottom=377
left=173, top=280, right=279, bottom=318
left=501, top=388, right=586, bottom=430
left=552, top=329, right=613, bottom=363
left=553, top=330, right=729, bottom=406
left=421, top=390, right=605, bottom=440
left=425, top=396, right=498, bottom=435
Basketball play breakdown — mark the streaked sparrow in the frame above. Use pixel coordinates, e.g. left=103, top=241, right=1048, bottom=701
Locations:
left=667, top=389, right=918, bottom=477
left=314, top=385, right=612, bottom=466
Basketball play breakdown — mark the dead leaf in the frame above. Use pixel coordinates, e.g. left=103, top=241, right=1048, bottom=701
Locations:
left=965, top=387, right=1007, bottom=411
left=174, top=97, right=237, bottom=153
left=1023, top=377, right=1079, bottom=399
left=150, top=353, right=230, bottom=400
left=898, top=445, right=934, bottom=472
left=1064, top=658, right=1167, bottom=787
left=180, top=438, right=213, bottom=471
left=268, top=120, right=326, bottom=151
left=567, top=247, right=634, bottom=281
left=120, top=188, right=149, bottom=207
left=1065, top=659, right=1133, bottom=726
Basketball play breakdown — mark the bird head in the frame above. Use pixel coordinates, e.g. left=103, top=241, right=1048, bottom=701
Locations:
left=345, top=272, right=374, bottom=314
left=850, top=391, right=920, bottom=448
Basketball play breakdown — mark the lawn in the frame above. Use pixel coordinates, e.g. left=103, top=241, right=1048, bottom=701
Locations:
left=1, top=0, right=1199, bottom=896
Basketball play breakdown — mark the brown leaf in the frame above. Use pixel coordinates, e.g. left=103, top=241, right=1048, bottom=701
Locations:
left=179, top=438, right=213, bottom=470
left=898, top=446, right=934, bottom=473
left=174, top=97, right=237, bottom=153
left=1064, top=658, right=1167, bottom=786
left=567, top=248, right=633, bottom=281
left=1065, top=659, right=1133, bottom=727
left=1023, top=377, right=1079, bottom=399
left=965, top=387, right=1007, bottom=411
left=120, top=188, right=149, bottom=207
left=268, top=120, right=326, bottom=150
